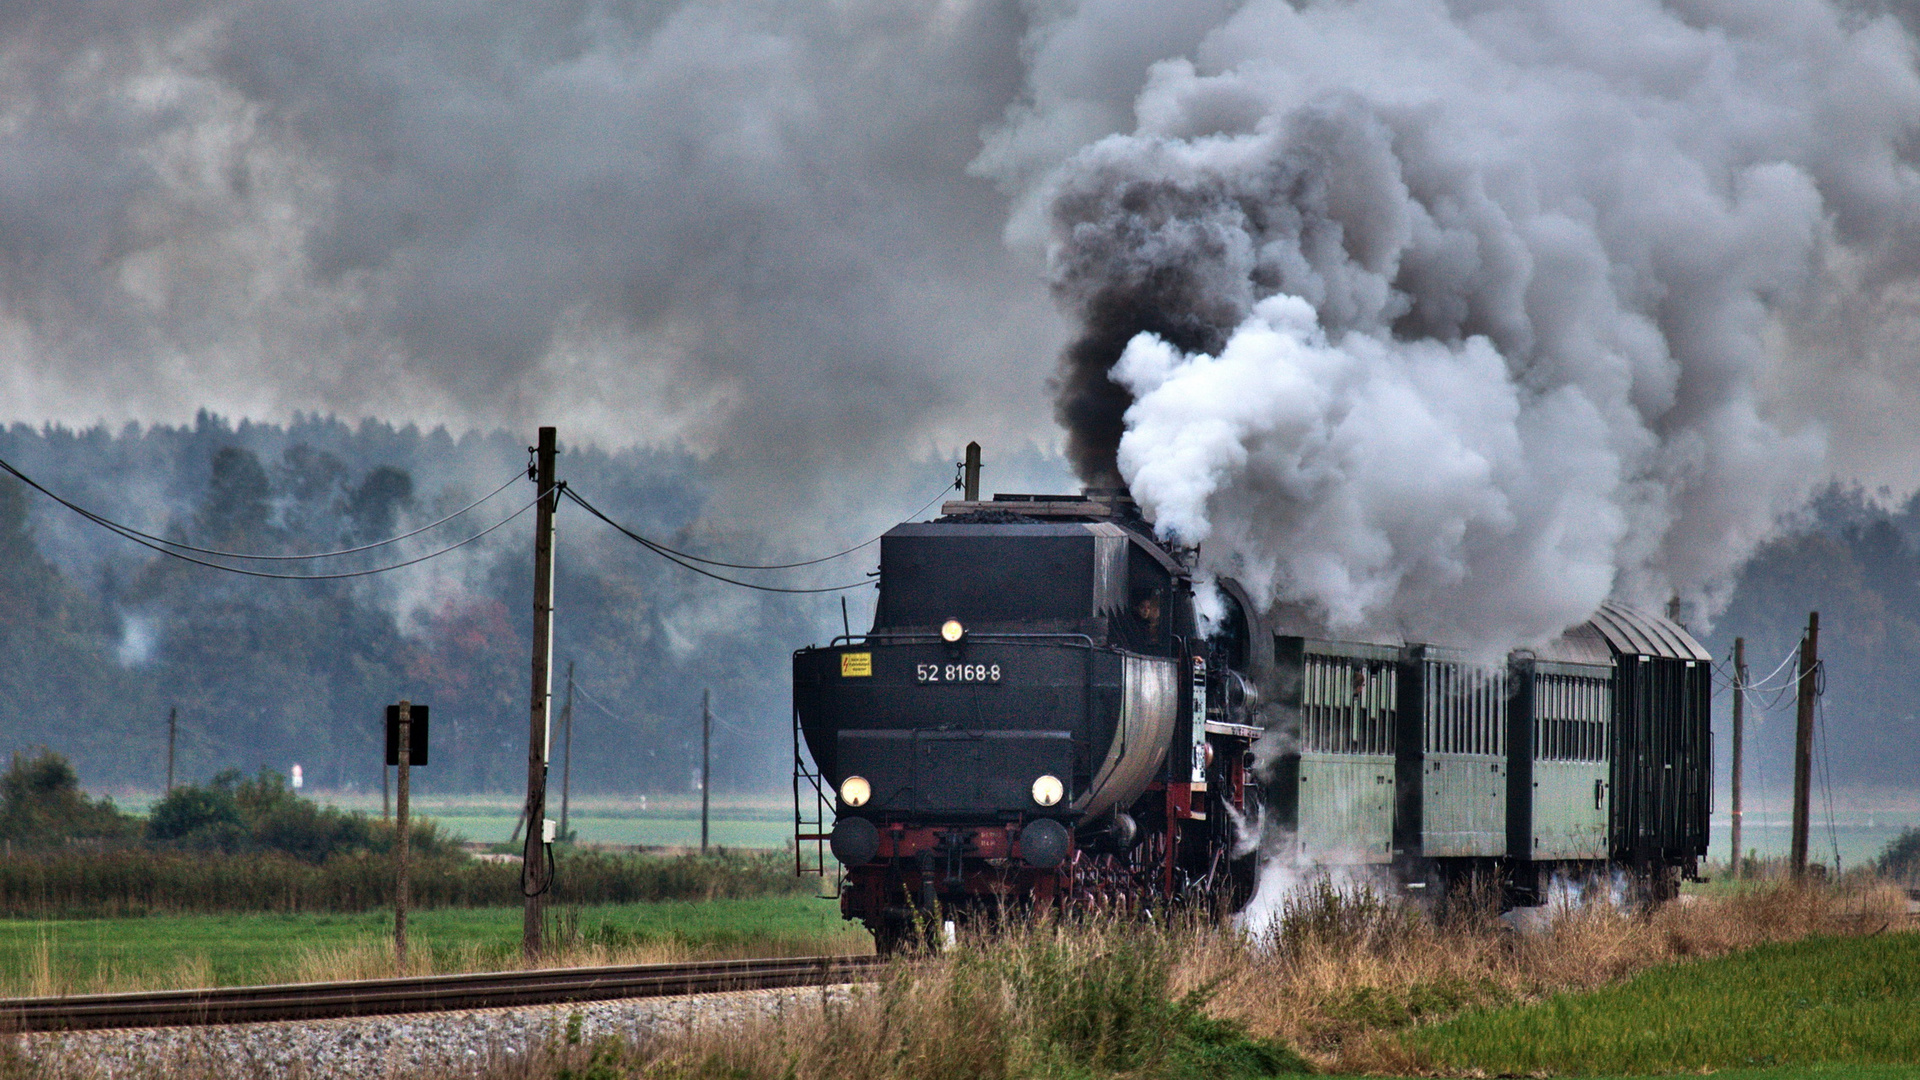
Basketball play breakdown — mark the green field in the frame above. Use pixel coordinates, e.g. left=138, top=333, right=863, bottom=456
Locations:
left=318, top=793, right=805, bottom=851
left=0, top=895, right=866, bottom=995
left=430, top=811, right=799, bottom=850
left=1403, top=932, right=1920, bottom=1076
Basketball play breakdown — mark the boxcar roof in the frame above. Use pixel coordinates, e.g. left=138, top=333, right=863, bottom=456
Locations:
left=1585, top=602, right=1712, bottom=661
left=1531, top=622, right=1615, bottom=667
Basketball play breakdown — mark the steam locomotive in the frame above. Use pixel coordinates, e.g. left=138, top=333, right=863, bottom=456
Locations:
left=792, top=485, right=1709, bottom=949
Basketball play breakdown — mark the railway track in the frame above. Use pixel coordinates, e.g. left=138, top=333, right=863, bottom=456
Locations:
left=0, top=954, right=883, bottom=1033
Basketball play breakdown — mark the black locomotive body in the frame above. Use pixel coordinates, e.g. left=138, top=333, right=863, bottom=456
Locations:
left=793, top=493, right=1261, bottom=948
left=794, top=491, right=1711, bottom=947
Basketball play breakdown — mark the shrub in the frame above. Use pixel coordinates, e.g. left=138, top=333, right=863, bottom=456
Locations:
left=146, top=770, right=455, bottom=862
left=146, top=785, right=244, bottom=847
left=1877, top=827, right=1920, bottom=883
left=0, top=751, right=138, bottom=848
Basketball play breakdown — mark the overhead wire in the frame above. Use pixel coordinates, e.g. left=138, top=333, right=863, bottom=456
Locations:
left=1743, top=682, right=1770, bottom=864
left=2, top=451, right=551, bottom=580
left=603, top=481, right=957, bottom=571
left=84, top=490, right=547, bottom=580
left=1740, top=641, right=1805, bottom=695
left=0, top=455, right=523, bottom=561
left=564, top=485, right=916, bottom=594
left=1814, top=670, right=1842, bottom=873
left=567, top=679, right=628, bottom=725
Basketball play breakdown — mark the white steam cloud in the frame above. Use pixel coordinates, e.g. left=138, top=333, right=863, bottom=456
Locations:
left=990, top=0, right=1920, bottom=646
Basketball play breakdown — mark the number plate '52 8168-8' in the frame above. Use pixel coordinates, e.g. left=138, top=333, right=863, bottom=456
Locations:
left=916, top=663, right=1001, bottom=684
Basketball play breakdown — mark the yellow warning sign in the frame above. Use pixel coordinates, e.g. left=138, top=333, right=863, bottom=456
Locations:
left=840, top=652, right=873, bottom=677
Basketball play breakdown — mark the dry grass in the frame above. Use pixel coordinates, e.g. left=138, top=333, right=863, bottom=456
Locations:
left=569, top=875, right=1909, bottom=1080
left=6, top=933, right=220, bottom=999
left=283, top=932, right=783, bottom=986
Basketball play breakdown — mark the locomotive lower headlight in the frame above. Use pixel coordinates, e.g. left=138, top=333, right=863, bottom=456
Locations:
left=1031, top=774, right=1063, bottom=807
left=840, top=775, right=871, bottom=808
left=941, top=618, right=965, bottom=643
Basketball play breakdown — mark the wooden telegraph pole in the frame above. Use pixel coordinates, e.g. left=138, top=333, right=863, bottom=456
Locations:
left=1791, top=612, right=1819, bottom=879
left=394, top=700, right=412, bottom=970
left=522, top=426, right=559, bottom=958
left=701, top=689, right=712, bottom=856
left=165, top=707, right=177, bottom=793
left=1730, top=637, right=1746, bottom=877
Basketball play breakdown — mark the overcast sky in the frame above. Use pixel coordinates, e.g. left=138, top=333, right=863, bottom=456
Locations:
left=7, top=0, right=1920, bottom=635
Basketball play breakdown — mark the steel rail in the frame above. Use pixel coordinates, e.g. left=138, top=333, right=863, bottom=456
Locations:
left=1, top=954, right=883, bottom=1033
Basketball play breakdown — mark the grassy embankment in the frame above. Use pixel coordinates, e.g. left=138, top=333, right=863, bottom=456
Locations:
left=436, top=875, right=1912, bottom=1080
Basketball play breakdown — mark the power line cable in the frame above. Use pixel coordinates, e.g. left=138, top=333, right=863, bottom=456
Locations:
left=1814, top=676, right=1842, bottom=874
left=1741, top=641, right=1805, bottom=695
left=573, top=480, right=955, bottom=571
left=567, top=679, right=630, bottom=725
left=11, top=458, right=550, bottom=579
left=0, top=455, right=523, bottom=561
left=563, top=487, right=881, bottom=594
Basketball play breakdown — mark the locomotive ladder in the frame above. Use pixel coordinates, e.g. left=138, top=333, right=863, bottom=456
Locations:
left=793, top=706, right=840, bottom=893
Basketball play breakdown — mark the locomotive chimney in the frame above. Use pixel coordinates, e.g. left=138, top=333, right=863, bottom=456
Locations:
left=963, top=441, right=982, bottom=501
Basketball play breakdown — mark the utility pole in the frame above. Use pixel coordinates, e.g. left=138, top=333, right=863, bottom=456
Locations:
left=1791, top=612, right=1819, bottom=879
left=701, top=689, right=712, bottom=856
left=962, top=441, right=982, bottom=501
left=1730, top=637, right=1746, bottom=878
left=383, top=764, right=391, bottom=821
left=395, top=700, right=412, bottom=971
left=522, top=426, right=560, bottom=959
left=559, top=662, right=575, bottom=843
left=165, top=707, right=177, bottom=793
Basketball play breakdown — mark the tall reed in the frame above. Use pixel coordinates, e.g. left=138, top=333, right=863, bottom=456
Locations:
left=0, top=849, right=809, bottom=917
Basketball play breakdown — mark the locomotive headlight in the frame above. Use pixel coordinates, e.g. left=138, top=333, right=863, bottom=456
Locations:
left=940, top=618, right=965, bottom=643
left=1031, top=774, right=1064, bottom=807
left=839, top=775, right=871, bottom=808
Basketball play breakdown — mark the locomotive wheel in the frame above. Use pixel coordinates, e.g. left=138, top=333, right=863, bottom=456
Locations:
left=1067, top=848, right=1147, bottom=912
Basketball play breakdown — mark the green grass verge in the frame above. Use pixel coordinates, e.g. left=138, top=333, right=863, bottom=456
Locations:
left=1309, top=1059, right=1920, bottom=1077
left=0, top=895, right=866, bottom=992
left=1404, top=932, right=1920, bottom=1076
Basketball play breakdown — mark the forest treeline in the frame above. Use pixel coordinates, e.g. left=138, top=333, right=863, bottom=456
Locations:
left=0, top=413, right=859, bottom=795
left=2, top=413, right=1917, bottom=794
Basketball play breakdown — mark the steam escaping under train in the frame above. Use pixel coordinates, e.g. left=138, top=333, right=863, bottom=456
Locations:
left=793, top=487, right=1708, bottom=949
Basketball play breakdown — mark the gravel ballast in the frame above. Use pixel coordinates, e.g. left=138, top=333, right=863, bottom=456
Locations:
left=12, top=985, right=854, bottom=1078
